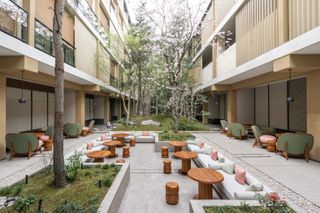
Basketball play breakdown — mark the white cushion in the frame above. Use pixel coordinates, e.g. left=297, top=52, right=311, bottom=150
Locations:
left=198, top=154, right=213, bottom=167
left=234, top=191, right=267, bottom=200
left=203, top=146, right=214, bottom=155
left=208, top=162, right=224, bottom=170
left=136, top=136, right=154, bottom=143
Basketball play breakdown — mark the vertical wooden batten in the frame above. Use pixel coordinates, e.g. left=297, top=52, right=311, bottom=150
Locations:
left=0, top=75, right=6, bottom=160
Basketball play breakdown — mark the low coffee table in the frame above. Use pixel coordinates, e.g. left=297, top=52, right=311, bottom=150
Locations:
left=188, top=168, right=224, bottom=199
left=87, top=150, right=111, bottom=163
left=169, top=141, right=187, bottom=158
left=112, top=133, right=129, bottom=147
left=174, top=151, right=198, bottom=175
left=103, top=140, right=122, bottom=157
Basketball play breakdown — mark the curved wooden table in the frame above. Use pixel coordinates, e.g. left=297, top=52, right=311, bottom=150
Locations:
left=87, top=150, right=111, bottom=163
left=188, top=168, right=224, bottom=199
left=174, top=151, right=198, bottom=175
left=103, top=140, right=122, bottom=157
left=169, top=141, right=187, bottom=158
left=112, top=133, right=129, bottom=147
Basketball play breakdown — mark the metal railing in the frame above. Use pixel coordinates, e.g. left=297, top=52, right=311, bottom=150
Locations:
left=0, top=0, right=28, bottom=42
left=34, top=19, right=75, bottom=66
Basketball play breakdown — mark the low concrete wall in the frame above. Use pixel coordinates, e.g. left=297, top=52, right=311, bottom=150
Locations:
left=97, top=163, right=130, bottom=213
left=154, top=141, right=187, bottom=152
left=189, top=200, right=260, bottom=213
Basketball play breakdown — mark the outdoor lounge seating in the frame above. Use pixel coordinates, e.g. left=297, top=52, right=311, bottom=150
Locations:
left=63, top=123, right=82, bottom=138
left=277, top=133, right=314, bottom=162
left=227, top=123, right=248, bottom=140
left=125, top=131, right=158, bottom=143
left=6, top=133, right=43, bottom=160
left=82, top=120, right=95, bottom=136
left=251, top=125, right=277, bottom=147
left=187, top=142, right=273, bottom=200
left=220, top=120, right=228, bottom=134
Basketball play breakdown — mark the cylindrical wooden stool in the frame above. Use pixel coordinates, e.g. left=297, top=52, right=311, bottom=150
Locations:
left=267, top=140, right=277, bottom=152
left=116, top=159, right=125, bottom=163
left=163, top=160, right=171, bottom=174
left=123, top=146, right=130, bottom=158
left=130, top=138, right=136, bottom=147
left=166, top=182, right=179, bottom=205
left=162, top=146, right=169, bottom=158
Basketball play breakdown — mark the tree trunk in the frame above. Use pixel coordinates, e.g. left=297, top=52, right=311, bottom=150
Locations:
left=53, top=0, right=68, bottom=188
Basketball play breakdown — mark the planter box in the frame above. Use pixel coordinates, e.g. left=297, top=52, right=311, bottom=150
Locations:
left=189, top=200, right=260, bottom=213
left=154, top=140, right=188, bottom=152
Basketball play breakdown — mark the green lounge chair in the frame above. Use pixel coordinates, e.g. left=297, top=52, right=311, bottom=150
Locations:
left=220, top=120, right=228, bottom=134
left=251, top=125, right=277, bottom=147
left=64, top=123, right=82, bottom=138
left=277, top=133, right=314, bottom=162
left=6, top=133, right=42, bottom=160
left=45, top=125, right=54, bottom=139
left=228, top=123, right=248, bottom=140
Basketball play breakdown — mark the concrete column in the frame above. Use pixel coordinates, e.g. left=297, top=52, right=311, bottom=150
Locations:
left=227, top=90, right=237, bottom=123
left=23, top=0, right=36, bottom=46
left=76, top=91, right=85, bottom=126
left=202, top=102, right=209, bottom=124
left=0, top=75, right=6, bottom=159
left=277, top=0, right=289, bottom=44
left=307, top=70, right=320, bottom=161
left=104, top=96, right=110, bottom=123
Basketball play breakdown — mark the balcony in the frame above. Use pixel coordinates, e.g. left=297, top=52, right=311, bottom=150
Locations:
left=0, top=0, right=28, bottom=42
left=34, top=20, right=75, bottom=66
left=216, top=43, right=236, bottom=76
left=110, top=75, right=118, bottom=88
left=202, top=62, right=213, bottom=84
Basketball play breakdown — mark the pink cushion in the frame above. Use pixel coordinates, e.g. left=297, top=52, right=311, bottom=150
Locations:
left=235, top=166, right=246, bottom=185
left=101, top=134, right=108, bottom=141
left=39, top=135, right=49, bottom=141
left=83, top=127, right=89, bottom=131
left=211, top=151, right=218, bottom=161
left=259, top=135, right=277, bottom=144
left=87, top=142, right=93, bottom=150
left=38, top=140, right=44, bottom=148
left=198, top=142, right=205, bottom=148
left=142, top=131, right=149, bottom=136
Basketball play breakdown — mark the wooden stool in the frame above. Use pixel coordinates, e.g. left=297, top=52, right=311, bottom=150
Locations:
left=162, top=146, right=169, bottom=158
left=130, top=138, right=136, bottom=147
left=166, top=182, right=179, bottom=205
left=163, top=160, right=171, bottom=174
left=123, top=146, right=130, bottom=158
left=116, top=158, right=125, bottom=163
left=267, top=140, right=277, bottom=152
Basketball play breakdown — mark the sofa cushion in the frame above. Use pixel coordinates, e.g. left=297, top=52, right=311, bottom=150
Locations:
left=259, top=135, right=277, bottom=144
left=217, top=170, right=246, bottom=199
left=40, top=135, right=50, bottom=141
left=136, top=136, right=154, bottom=143
left=222, top=162, right=235, bottom=174
left=188, top=144, right=204, bottom=153
left=211, top=150, right=218, bottom=161
left=203, top=146, right=213, bottom=155
left=246, top=182, right=263, bottom=192
left=235, top=166, right=246, bottom=185
left=198, top=154, right=212, bottom=167
left=198, top=141, right=205, bottom=148
left=234, top=191, right=267, bottom=200
left=142, top=131, right=150, bottom=136
left=87, top=142, right=93, bottom=150
left=38, top=140, right=44, bottom=148
left=208, top=162, right=224, bottom=170
left=218, top=157, right=225, bottom=163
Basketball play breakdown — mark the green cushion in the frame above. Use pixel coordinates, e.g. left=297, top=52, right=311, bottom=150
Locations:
left=218, top=157, right=225, bottom=163
left=45, top=125, right=54, bottom=138
left=63, top=123, right=82, bottom=138
left=228, top=123, right=247, bottom=138
left=277, top=133, right=314, bottom=155
left=6, top=133, right=39, bottom=154
left=222, top=162, right=235, bottom=174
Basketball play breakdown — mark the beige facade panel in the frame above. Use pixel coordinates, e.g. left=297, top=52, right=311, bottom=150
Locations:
left=274, top=54, right=320, bottom=72
left=215, top=0, right=236, bottom=26
left=0, top=56, right=38, bottom=73
left=99, top=5, right=110, bottom=32
left=75, top=17, right=98, bottom=78
left=0, top=74, right=6, bottom=159
left=236, top=0, right=279, bottom=65
left=289, top=0, right=320, bottom=40
left=201, top=3, right=215, bottom=46
left=35, top=0, right=74, bottom=45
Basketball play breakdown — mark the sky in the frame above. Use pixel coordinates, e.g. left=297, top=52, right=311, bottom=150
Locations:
left=126, top=0, right=211, bottom=23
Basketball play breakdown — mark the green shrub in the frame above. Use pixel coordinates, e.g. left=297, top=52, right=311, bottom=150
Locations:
left=13, top=195, right=36, bottom=213
left=84, top=171, right=92, bottom=176
left=0, top=186, right=12, bottom=196
left=54, top=201, right=83, bottom=213
left=110, top=163, right=116, bottom=168
left=87, top=206, right=98, bottom=213
left=102, top=164, right=110, bottom=170
left=66, top=153, right=81, bottom=182
left=159, top=132, right=192, bottom=141
left=102, top=177, right=112, bottom=187
left=13, top=184, right=23, bottom=196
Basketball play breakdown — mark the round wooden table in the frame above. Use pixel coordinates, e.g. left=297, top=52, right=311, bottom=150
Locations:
left=103, top=140, right=122, bottom=157
left=188, top=168, right=224, bottom=200
left=169, top=141, right=187, bottom=152
left=174, top=151, right=198, bottom=175
left=112, top=133, right=129, bottom=147
left=87, top=150, right=111, bottom=163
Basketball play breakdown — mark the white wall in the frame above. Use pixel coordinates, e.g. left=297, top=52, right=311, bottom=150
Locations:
left=94, top=95, right=104, bottom=119
left=6, top=87, right=31, bottom=133
left=64, top=89, right=76, bottom=123
left=216, top=43, right=237, bottom=76
left=237, top=88, right=254, bottom=124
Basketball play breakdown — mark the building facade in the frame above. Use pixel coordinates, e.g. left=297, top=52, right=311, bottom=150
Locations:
left=0, top=0, right=133, bottom=159
left=192, top=0, right=320, bottom=161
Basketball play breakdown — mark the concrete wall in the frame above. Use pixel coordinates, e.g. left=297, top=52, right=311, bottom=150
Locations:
left=269, top=81, right=287, bottom=129
left=94, top=95, right=104, bottom=119
left=236, top=88, right=254, bottom=124
left=255, top=85, right=268, bottom=126
left=207, top=95, right=219, bottom=119
left=64, top=89, right=76, bottom=123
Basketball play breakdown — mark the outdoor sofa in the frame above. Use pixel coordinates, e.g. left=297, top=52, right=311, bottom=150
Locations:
left=63, top=123, right=82, bottom=138
left=187, top=141, right=273, bottom=200
left=251, top=125, right=277, bottom=147
left=124, top=131, right=158, bottom=143
left=227, top=123, right=249, bottom=140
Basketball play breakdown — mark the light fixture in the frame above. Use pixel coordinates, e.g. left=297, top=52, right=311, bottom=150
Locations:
left=287, top=69, right=295, bottom=103
left=18, top=70, right=27, bottom=104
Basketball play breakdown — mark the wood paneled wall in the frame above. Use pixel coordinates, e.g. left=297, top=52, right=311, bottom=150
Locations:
left=289, top=0, right=320, bottom=39
left=236, top=0, right=279, bottom=65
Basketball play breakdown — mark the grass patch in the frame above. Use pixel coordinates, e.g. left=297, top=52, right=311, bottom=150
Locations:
left=114, top=114, right=209, bottom=131
left=0, top=165, right=121, bottom=213
left=204, top=205, right=296, bottom=213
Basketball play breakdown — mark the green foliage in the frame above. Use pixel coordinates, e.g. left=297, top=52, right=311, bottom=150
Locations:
left=178, top=117, right=208, bottom=131
left=102, top=177, right=112, bottom=187
left=13, top=184, right=23, bottom=196
left=13, top=195, right=36, bottom=213
left=102, top=164, right=110, bottom=170
left=66, top=153, right=81, bottom=182
left=0, top=186, right=12, bottom=196
left=84, top=171, right=92, bottom=177
left=86, top=206, right=98, bottom=213
left=53, top=201, right=83, bottom=213
left=159, top=131, right=193, bottom=141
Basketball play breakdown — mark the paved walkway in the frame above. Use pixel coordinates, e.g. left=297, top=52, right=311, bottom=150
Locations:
left=194, top=132, right=320, bottom=213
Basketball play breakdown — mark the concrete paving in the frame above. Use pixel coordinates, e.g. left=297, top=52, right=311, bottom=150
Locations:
left=194, top=132, right=320, bottom=212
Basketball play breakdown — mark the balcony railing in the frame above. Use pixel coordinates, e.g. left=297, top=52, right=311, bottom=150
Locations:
left=0, top=0, right=28, bottom=42
left=34, top=20, right=75, bottom=66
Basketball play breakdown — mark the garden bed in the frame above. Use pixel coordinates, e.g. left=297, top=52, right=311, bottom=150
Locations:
left=0, top=164, right=122, bottom=212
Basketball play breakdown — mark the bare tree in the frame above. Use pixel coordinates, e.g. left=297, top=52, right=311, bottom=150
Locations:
left=52, top=0, right=68, bottom=188
left=148, top=0, right=205, bottom=131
